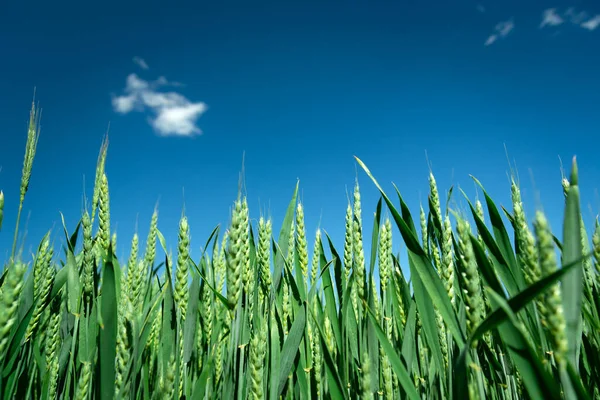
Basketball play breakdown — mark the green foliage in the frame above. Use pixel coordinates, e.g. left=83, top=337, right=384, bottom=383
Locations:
left=1, top=104, right=599, bottom=400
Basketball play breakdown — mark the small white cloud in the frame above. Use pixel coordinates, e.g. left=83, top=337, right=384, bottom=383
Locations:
left=497, top=19, right=514, bottom=36
left=581, top=15, right=600, bottom=30
left=477, top=4, right=485, bottom=13
left=133, top=56, right=149, bottom=70
left=111, top=73, right=207, bottom=137
left=153, top=103, right=207, bottom=136
left=540, top=7, right=599, bottom=32
left=112, top=94, right=137, bottom=114
left=484, top=34, right=497, bottom=46
left=485, top=19, right=514, bottom=46
left=126, top=73, right=149, bottom=90
left=540, top=8, right=564, bottom=28
left=155, top=76, right=185, bottom=87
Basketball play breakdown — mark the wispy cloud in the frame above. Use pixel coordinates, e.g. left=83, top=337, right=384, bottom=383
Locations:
left=540, top=8, right=563, bottom=28
left=112, top=74, right=207, bottom=137
left=133, top=56, right=149, bottom=70
left=476, top=4, right=485, bottom=13
left=565, top=8, right=588, bottom=24
left=540, top=8, right=600, bottom=31
left=485, top=18, right=514, bottom=46
left=581, top=15, right=600, bottom=30
left=484, top=35, right=497, bottom=46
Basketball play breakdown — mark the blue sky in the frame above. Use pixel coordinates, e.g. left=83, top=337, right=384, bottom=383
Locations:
left=1, top=0, right=599, bottom=275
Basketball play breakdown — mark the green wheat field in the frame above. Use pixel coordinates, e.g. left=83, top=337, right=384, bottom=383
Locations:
left=1, top=103, right=599, bottom=400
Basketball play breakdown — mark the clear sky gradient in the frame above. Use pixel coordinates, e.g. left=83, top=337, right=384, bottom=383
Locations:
left=1, top=0, right=599, bottom=274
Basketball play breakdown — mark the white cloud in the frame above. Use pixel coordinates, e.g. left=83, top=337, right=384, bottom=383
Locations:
left=153, top=76, right=185, bottom=88
left=126, top=73, right=149, bottom=90
left=484, top=34, right=497, bottom=46
left=111, top=73, right=207, bottom=137
left=540, top=8, right=564, bottom=28
left=152, top=104, right=207, bottom=136
left=581, top=15, right=600, bottom=30
left=485, top=19, right=514, bottom=46
left=497, top=19, right=514, bottom=36
left=133, top=56, right=149, bottom=70
left=476, top=4, right=485, bottom=13
left=113, top=94, right=137, bottom=114
left=539, top=8, right=600, bottom=32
